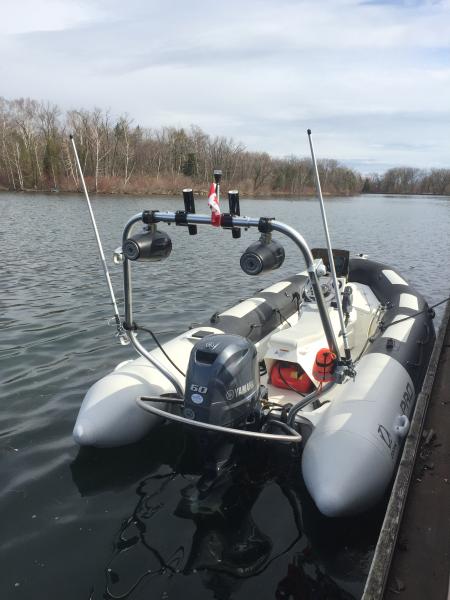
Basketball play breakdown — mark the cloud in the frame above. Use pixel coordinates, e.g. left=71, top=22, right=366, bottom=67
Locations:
left=0, top=0, right=103, bottom=35
left=1, top=0, right=449, bottom=171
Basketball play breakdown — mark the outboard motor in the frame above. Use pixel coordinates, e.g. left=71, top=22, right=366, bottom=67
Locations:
left=184, top=334, right=262, bottom=492
left=184, top=334, right=261, bottom=428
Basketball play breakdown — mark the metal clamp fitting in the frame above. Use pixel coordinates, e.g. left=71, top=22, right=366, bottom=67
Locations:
left=258, top=217, right=274, bottom=234
left=175, top=211, right=188, bottom=225
left=220, top=213, right=234, bottom=229
left=142, top=210, right=160, bottom=225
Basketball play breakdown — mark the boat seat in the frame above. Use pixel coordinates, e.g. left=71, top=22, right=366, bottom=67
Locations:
left=265, top=308, right=342, bottom=382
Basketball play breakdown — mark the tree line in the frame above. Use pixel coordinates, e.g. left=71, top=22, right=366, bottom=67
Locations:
left=362, top=167, right=450, bottom=196
left=0, top=97, right=448, bottom=197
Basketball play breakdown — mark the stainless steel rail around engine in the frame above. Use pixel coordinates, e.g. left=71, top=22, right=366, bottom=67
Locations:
left=136, top=397, right=303, bottom=443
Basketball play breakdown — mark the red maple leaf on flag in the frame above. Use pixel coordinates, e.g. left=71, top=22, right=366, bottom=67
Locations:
left=208, top=182, right=221, bottom=227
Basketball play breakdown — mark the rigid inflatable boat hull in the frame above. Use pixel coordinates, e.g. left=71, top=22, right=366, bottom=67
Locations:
left=302, top=258, right=435, bottom=517
left=302, top=353, right=414, bottom=517
left=73, top=361, right=174, bottom=447
left=73, top=256, right=435, bottom=519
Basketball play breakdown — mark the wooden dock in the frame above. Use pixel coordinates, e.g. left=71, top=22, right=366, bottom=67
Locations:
left=362, top=299, right=450, bottom=600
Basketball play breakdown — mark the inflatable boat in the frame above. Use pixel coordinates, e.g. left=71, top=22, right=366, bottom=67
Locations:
left=72, top=190, right=435, bottom=517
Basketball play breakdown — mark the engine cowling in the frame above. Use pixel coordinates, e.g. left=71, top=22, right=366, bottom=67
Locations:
left=184, top=334, right=260, bottom=428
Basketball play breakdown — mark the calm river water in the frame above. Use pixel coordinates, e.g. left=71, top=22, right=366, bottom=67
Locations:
left=1, top=192, right=449, bottom=600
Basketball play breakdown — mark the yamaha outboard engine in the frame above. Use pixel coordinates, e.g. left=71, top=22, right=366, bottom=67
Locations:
left=184, top=334, right=262, bottom=492
left=184, top=334, right=260, bottom=427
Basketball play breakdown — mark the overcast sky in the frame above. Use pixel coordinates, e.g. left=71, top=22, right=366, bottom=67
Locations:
left=1, top=0, right=449, bottom=173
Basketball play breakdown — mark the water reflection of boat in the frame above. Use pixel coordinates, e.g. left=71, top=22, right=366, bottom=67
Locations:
left=71, top=441, right=378, bottom=600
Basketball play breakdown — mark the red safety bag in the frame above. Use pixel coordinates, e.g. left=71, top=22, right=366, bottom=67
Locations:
left=270, top=361, right=315, bottom=394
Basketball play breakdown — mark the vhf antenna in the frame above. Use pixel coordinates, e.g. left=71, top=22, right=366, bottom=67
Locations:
left=69, top=134, right=129, bottom=345
left=307, top=129, right=352, bottom=364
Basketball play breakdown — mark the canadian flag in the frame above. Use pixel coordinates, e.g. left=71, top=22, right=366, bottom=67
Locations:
left=208, top=182, right=221, bottom=227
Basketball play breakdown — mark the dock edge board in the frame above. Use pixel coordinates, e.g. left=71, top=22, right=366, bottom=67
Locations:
left=362, top=299, right=450, bottom=600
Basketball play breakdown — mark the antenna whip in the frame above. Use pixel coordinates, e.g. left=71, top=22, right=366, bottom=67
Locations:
left=307, top=129, right=352, bottom=364
left=69, top=134, right=129, bottom=345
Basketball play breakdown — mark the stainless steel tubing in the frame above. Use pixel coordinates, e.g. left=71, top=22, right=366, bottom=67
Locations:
left=130, top=331, right=184, bottom=398
left=271, top=220, right=340, bottom=358
left=287, top=381, right=335, bottom=426
left=151, top=213, right=339, bottom=357
left=122, top=210, right=341, bottom=397
left=122, top=213, right=143, bottom=327
left=121, top=213, right=184, bottom=399
left=136, top=397, right=303, bottom=443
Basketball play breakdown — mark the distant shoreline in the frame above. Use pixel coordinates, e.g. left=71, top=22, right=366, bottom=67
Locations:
left=0, top=187, right=357, bottom=198
left=2, top=97, right=449, bottom=199
left=1, top=188, right=448, bottom=198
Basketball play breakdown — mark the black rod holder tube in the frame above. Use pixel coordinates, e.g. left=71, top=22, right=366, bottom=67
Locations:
left=214, top=170, right=222, bottom=211
left=228, top=190, right=241, bottom=238
left=182, top=188, right=197, bottom=235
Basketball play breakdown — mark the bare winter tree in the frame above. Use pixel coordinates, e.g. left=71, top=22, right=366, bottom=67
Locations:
left=4, top=95, right=442, bottom=198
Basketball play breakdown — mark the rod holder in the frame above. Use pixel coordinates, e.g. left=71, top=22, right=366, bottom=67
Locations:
left=182, top=188, right=197, bottom=235
left=228, top=190, right=241, bottom=238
